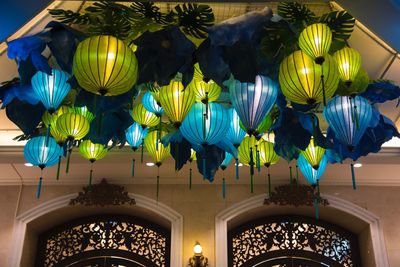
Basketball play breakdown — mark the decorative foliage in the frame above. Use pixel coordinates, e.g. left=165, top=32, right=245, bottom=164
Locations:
left=278, top=2, right=316, bottom=29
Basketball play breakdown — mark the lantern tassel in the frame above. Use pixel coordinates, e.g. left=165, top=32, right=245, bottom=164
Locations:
left=289, top=166, right=293, bottom=188
left=156, top=174, right=160, bottom=201
left=249, top=147, right=254, bottom=176
left=189, top=168, right=192, bottom=190
left=141, top=139, right=144, bottom=163
left=351, top=163, right=356, bottom=190
left=250, top=174, right=254, bottom=194
left=45, top=124, right=51, bottom=147
left=56, top=156, right=61, bottom=180
left=256, top=146, right=261, bottom=173
left=235, top=158, right=239, bottom=180
left=131, top=158, right=135, bottom=177
left=205, top=92, right=209, bottom=119
left=89, top=169, right=93, bottom=190
left=66, top=150, right=71, bottom=174
left=296, top=165, right=299, bottom=187
left=36, top=176, right=43, bottom=199
left=202, top=158, right=206, bottom=180
left=268, top=171, right=272, bottom=197
left=222, top=177, right=226, bottom=199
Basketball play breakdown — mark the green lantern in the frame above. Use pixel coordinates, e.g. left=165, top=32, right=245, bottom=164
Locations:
left=159, top=79, right=195, bottom=127
left=259, top=140, right=279, bottom=167
left=333, top=47, right=361, bottom=86
left=73, top=35, right=138, bottom=96
left=301, top=137, right=325, bottom=170
left=299, top=23, right=332, bottom=64
left=79, top=140, right=107, bottom=186
left=240, top=113, right=273, bottom=137
left=189, top=64, right=221, bottom=103
left=336, top=68, right=369, bottom=96
left=279, top=50, right=339, bottom=105
left=238, top=135, right=261, bottom=193
left=132, top=103, right=160, bottom=128
left=56, top=113, right=90, bottom=141
left=144, top=130, right=170, bottom=166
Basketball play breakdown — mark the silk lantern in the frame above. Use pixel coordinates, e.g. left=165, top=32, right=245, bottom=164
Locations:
left=142, top=91, right=164, bottom=116
left=298, top=154, right=327, bottom=186
left=131, top=103, right=160, bottom=128
left=301, top=137, right=325, bottom=170
left=226, top=108, right=246, bottom=148
left=258, top=140, right=279, bottom=196
left=299, top=23, right=332, bottom=64
left=189, top=65, right=221, bottom=103
left=125, top=122, right=148, bottom=176
left=333, top=47, right=361, bottom=86
left=79, top=140, right=108, bottom=186
left=238, top=135, right=260, bottom=193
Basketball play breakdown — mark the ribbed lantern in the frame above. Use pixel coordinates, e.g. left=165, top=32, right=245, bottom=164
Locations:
left=301, top=137, right=325, bottom=170
left=31, top=69, right=71, bottom=113
left=131, top=103, right=160, bottom=128
left=298, top=154, right=327, bottom=186
left=73, top=35, right=138, bottom=96
left=56, top=113, right=90, bottom=141
left=42, top=111, right=67, bottom=145
left=24, top=136, right=63, bottom=198
left=299, top=23, right=332, bottom=64
left=229, top=75, right=278, bottom=136
left=323, top=95, right=372, bottom=149
left=333, top=47, right=361, bottom=86
left=74, top=106, right=95, bottom=123
left=125, top=123, right=148, bottom=151
left=79, top=139, right=108, bottom=186
left=259, top=140, right=280, bottom=167
left=188, top=65, right=221, bottom=103
left=180, top=103, right=229, bottom=146
left=279, top=50, right=339, bottom=105
left=240, top=113, right=272, bottom=138
left=159, top=79, right=196, bottom=127
left=238, top=135, right=260, bottom=193
left=144, top=130, right=170, bottom=166
left=220, top=152, right=234, bottom=170
left=142, top=91, right=164, bottom=116
left=226, top=108, right=246, bottom=148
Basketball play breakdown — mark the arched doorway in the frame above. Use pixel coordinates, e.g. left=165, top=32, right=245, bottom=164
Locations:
left=228, top=215, right=361, bottom=267
left=35, top=214, right=170, bottom=267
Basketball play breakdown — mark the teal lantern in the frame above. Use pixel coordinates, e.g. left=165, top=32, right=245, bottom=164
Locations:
left=226, top=108, right=246, bottom=148
left=125, top=122, right=149, bottom=176
left=298, top=154, right=327, bottom=186
left=24, top=136, right=63, bottom=198
left=142, top=91, right=164, bottom=116
left=31, top=69, right=71, bottom=113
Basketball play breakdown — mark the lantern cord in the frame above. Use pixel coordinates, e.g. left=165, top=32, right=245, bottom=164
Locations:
left=289, top=166, right=293, bottom=188
left=351, top=163, right=356, bottom=190
left=235, top=158, right=239, bottom=180
left=189, top=167, right=192, bottom=190
left=296, top=165, right=299, bottom=187
left=131, top=158, right=135, bottom=177
left=66, top=150, right=71, bottom=174
left=156, top=117, right=161, bottom=151
left=222, top=176, right=226, bottom=199
left=249, top=147, right=254, bottom=176
left=321, top=73, right=326, bottom=106
left=141, top=139, right=144, bottom=163
left=205, top=92, right=209, bottom=119
left=268, top=169, right=272, bottom=197
left=202, top=158, right=206, bottom=180
left=202, top=110, right=207, bottom=141
left=36, top=175, right=43, bottom=199
left=256, top=145, right=261, bottom=173
left=156, top=168, right=160, bottom=201
left=56, top=156, right=61, bottom=180
left=89, top=167, right=93, bottom=190
left=250, top=174, right=254, bottom=194
left=45, top=124, right=51, bottom=147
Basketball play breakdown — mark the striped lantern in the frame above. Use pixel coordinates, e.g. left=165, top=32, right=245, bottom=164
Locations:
left=299, top=23, right=332, bottom=64
left=333, top=47, right=362, bottom=86
left=301, top=137, right=325, bottom=170
left=131, top=103, right=160, bottom=128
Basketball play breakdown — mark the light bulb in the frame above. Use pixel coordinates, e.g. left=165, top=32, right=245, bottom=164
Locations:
left=193, top=243, right=202, bottom=254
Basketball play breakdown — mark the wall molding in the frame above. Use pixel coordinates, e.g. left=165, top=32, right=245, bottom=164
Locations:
left=215, top=193, right=389, bottom=267
left=8, top=193, right=183, bottom=267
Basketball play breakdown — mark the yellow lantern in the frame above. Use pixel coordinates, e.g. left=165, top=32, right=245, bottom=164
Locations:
left=189, top=64, right=221, bottom=103
left=74, top=106, right=95, bottom=123
left=259, top=140, right=280, bottom=167
left=56, top=113, right=90, bottom=141
left=159, top=79, right=195, bottom=127
left=299, top=23, right=332, bottom=64
left=333, top=47, right=362, bottom=86
left=79, top=140, right=108, bottom=162
left=132, top=103, right=160, bottom=128
left=279, top=50, right=339, bottom=105
left=42, top=111, right=67, bottom=145
left=144, top=130, right=170, bottom=166
left=301, top=137, right=325, bottom=170
left=238, top=135, right=261, bottom=193
left=73, top=35, right=138, bottom=96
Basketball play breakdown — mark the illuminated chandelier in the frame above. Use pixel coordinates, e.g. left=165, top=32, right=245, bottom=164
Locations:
left=2, top=1, right=400, bottom=200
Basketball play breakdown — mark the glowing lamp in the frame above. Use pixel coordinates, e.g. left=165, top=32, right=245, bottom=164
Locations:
left=301, top=137, right=325, bottom=170
left=333, top=47, right=361, bottom=86
left=131, top=103, right=160, bottom=128
left=299, top=23, right=332, bottom=64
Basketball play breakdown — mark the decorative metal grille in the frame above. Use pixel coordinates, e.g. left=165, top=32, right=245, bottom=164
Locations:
left=35, top=215, right=170, bottom=267
left=228, top=216, right=361, bottom=267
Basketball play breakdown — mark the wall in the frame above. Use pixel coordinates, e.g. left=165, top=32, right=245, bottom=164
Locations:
left=0, top=183, right=399, bottom=266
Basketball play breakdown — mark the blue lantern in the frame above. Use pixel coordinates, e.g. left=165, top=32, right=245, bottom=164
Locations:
left=181, top=102, right=229, bottom=146
left=226, top=108, right=246, bottom=147
left=298, top=154, right=327, bottom=186
left=125, top=123, right=148, bottom=151
left=142, top=91, right=164, bottom=116
left=24, top=136, right=63, bottom=198
left=31, top=69, right=71, bottom=113
left=220, top=152, right=234, bottom=170
left=228, top=75, right=278, bottom=135
left=323, top=95, right=372, bottom=149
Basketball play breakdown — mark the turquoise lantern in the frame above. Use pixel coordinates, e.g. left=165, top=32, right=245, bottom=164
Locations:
left=220, top=152, right=234, bottom=199
left=228, top=75, right=278, bottom=136
left=142, top=91, right=164, bottom=116
left=323, top=95, right=372, bottom=150
left=298, top=154, right=327, bottom=186
left=24, top=136, right=63, bottom=198
left=31, top=69, right=71, bottom=113
left=180, top=102, right=229, bottom=146
left=226, top=108, right=246, bottom=148
left=125, top=122, right=149, bottom=176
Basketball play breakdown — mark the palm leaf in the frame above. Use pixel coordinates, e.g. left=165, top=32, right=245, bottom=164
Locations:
left=319, top=10, right=355, bottom=52
left=171, top=3, right=215, bottom=39
left=278, top=2, right=316, bottom=30
left=49, top=9, right=91, bottom=25
left=129, top=2, right=168, bottom=25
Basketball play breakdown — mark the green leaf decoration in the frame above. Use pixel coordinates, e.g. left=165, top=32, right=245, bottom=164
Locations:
left=129, top=2, right=168, bottom=25
left=171, top=3, right=215, bottom=39
left=49, top=9, right=91, bottom=25
left=278, top=2, right=316, bottom=30
left=319, top=10, right=355, bottom=53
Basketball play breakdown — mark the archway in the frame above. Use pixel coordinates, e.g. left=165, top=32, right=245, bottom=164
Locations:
left=215, top=194, right=389, bottom=267
left=9, top=193, right=183, bottom=267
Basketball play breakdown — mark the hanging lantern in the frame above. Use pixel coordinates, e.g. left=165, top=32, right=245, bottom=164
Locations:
left=238, top=135, right=260, bottom=193
left=220, top=152, right=234, bottom=170
left=42, top=111, right=67, bottom=145
left=240, top=112, right=272, bottom=138
left=56, top=113, right=90, bottom=141
left=279, top=50, right=339, bottom=105
left=131, top=103, right=160, bottom=128
left=73, top=35, right=138, bottom=96
left=31, top=69, right=71, bottom=113
left=228, top=75, right=278, bottom=136
left=148, top=82, right=161, bottom=104
left=298, top=154, right=327, bottom=186
left=159, top=79, right=196, bottom=127
left=189, top=65, right=221, bottom=103
left=336, top=68, right=369, bottom=96
left=323, top=95, right=372, bottom=150
left=24, top=136, right=63, bottom=198
left=180, top=102, right=229, bottom=146
left=333, top=47, right=361, bottom=86
left=144, top=130, right=170, bottom=166
left=301, top=137, right=325, bottom=170
left=142, top=91, right=164, bottom=116
left=79, top=140, right=108, bottom=186
left=259, top=140, right=280, bottom=167
left=125, top=123, right=148, bottom=151
left=189, top=149, right=197, bottom=162
left=226, top=108, right=246, bottom=148
left=298, top=23, right=332, bottom=64
left=74, top=106, right=95, bottom=123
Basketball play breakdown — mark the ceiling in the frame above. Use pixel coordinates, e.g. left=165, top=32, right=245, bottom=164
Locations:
left=0, top=1, right=400, bottom=187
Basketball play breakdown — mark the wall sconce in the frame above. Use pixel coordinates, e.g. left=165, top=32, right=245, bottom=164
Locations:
left=189, top=242, right=208, bottom=267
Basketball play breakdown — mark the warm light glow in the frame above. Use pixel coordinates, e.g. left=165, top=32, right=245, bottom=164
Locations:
left=146, top=162, right=155, bottom=167
left=193, top=243, right=202, bottom=254
left=24, top=163, right=33, bottom=167
left=353, top=163, right=362, bottom=168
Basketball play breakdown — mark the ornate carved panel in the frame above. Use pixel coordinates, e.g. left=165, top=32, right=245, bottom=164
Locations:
left=228, top=216, right=361, bottom=267
left=35, top=215, right=170, bottom=267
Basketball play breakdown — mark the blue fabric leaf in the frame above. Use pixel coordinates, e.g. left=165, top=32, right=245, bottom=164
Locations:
left=195, top=145, right=225, bottom=182
left=170, top=138, right=192, bottom=171
left=5, top=99, right=44, bottom=134
left=361, top=81, right=400, bottom=104
left=215, top=139, right=238, bottom=159
left=0, top=79, right=39, bottom=106
left=298, top=113, right=332, bottom=149
left=161, top=129, right=183, bottom=146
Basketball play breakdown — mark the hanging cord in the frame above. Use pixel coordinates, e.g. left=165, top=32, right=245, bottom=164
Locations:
left=131, top=158, right=135, bottom=177
left=289, top=166, right=293, bottom=189
left=295, top=165, right=299, bottom=187
left=56, top=155, right=61, bottom=180
left=156, top=117, right=161, bottom=151
left=88, top=161, right=94, bottom=191
left=351, top=163, right=356, bottom=190
left=321, top=66, right=326, bottom=106
left=222, top=172, right=226, bottom=199
left=45, top=124, right=51, bottom=147
left=156, top=166, right=160, bottom=201
left=249, top=147, right=254, bottom=193
left=205, top=92, right=209, bottom=119
left=37, top=168, right=44, bottom=199
left=267, top=167, right=272, bottom=197
left=141, top=139, right=144, bottom=163
left=189, top=167, right=192, bottom=190
left=235, top=158, right=239, bottom=180
left=256, top=145, right=261, bottom=173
